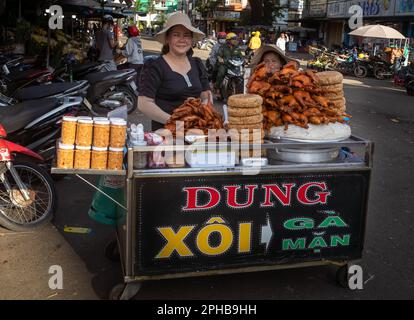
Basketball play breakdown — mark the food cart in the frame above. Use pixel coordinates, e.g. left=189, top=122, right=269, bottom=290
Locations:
left=52, top=135, right=373, bottom=300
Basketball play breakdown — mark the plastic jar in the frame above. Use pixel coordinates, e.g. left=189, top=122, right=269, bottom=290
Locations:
left=76, top=117, right=93, bottom=147
left=132, top=141, right=148, bottom=169
left=74, top=145, right=91, bottom=169
left=91, top=146, right=108, bottom=170
left=109, top=118, right=127, bottom=148
left=107, top=147, right=124, bottom=170
left=93, top=117, right=110, bottom=148
left=61, top=116, right=77, bottom=145
left=57, top=143, right=74, bottom=169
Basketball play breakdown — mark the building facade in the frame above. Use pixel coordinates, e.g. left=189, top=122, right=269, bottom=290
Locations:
left=302, top=0, right=414, bottom=48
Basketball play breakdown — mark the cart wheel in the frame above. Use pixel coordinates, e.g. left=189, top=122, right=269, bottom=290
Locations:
left=109, top=283, right=125, bottom=300
left=336, top=265, right=350, bottom=289
left=105, top=239, right=120, bottom=262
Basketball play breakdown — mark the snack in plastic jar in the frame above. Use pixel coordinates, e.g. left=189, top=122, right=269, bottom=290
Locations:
left=57, top=142, right=74, bottom=169
left=76, top=117, right=93, bottom=146
left=109, top=118, right=127, bottom=148
left=91, top=146, right=108, bottom=170
left=61, top=116, right=77, bottom=145
left=107, top=147, right=124, bottom=170
left=74, top=145, right=91, bottom=169
left=93, top=117, right=110, bottom=148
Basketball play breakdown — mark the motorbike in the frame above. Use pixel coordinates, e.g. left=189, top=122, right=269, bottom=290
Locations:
left=353, top=58, right=374, bottom=78
left=1, top=61, right=53, bottom=96
left=220, top=57, right=245, bottom=102
left=0, top=80, right=89, bottom=106
left=83, top=69, right=138, bottom=114
left=0, top=123, right=57, bottom=231
left=53, top=55, right=138, bottom=114
left=0, top=97, right=84, bottom=166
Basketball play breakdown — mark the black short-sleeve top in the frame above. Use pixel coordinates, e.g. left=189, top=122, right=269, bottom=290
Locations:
left=139, top=55, right=210, bottom=131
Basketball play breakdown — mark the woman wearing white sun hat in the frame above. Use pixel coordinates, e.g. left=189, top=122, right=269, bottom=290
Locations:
left=138, top=12, right=212, bottom=131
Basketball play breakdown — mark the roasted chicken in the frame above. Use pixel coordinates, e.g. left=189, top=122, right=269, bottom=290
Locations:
left=247, top=62, right=350, bottom=131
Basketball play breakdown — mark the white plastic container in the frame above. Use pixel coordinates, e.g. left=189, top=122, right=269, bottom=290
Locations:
left=186, top=149, right=236, bottom=168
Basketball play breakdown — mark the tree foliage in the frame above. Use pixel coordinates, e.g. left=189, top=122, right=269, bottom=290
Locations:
left=249, top=0, right=283, bottom=26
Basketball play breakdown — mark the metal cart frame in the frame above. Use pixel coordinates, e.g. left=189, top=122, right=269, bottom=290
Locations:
left=53, top=135, right=373, bottom=300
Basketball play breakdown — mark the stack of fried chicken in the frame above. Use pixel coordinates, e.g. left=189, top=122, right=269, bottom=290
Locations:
left=164, top=98, right=224, bottom=136
left=246, top=61, right=350, bottom=131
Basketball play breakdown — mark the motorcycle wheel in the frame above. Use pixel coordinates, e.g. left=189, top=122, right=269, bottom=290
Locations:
left=354, top=65, right=368, bottom=78
left=374, top=66, right=386, bottom=80
left=0, top=161, right=57, bottom=231
left=116, top=85, right=137, bottom=114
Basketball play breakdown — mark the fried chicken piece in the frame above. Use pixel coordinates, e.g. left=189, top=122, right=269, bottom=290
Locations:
left=248, top=81, right=272, bottom=94
left=292, top=74, right=313, bottom=87
left=284, top=61, right=299, bottom=70
left=270, top=85, right=293, bottom=94
left=293, top=90, right=317, bottom=110
left=277, top=95, right=300, bottom=113
left=311, top=95, right=331, bottom=109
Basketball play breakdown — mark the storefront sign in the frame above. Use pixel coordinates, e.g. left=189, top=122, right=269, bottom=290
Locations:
left=327, top=0, right=396, bottom=18
left=395, top=0, right=414, bottom=15
left=308, top=0, right=327, bottom=17
left=327, top=1, right=348, bottom=17
left=214, top=11, right=241, bottom=21
left=134, top=172, right=370, bottom=276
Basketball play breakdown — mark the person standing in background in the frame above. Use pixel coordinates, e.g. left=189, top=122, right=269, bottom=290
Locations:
left=118, top=25, right=144, bottom=86
left=96, top=15, right=118, bottom=71
left=276, top=32, right=287, bottom=53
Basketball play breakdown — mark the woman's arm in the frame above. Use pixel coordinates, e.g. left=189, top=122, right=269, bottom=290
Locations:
left=138, top=96, right=171, bottom=124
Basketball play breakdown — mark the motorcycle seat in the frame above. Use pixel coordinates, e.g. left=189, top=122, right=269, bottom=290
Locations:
left=0, top=98, right=60, bottom=133
left=85, top=69, right=136, bottom=85
left=14, top=81, right=88, bottom=101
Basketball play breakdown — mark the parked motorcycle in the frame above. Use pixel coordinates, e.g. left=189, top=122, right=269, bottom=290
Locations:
left=353, top=59, right=374, bottom=78
left=53, top=55, right=138, bottom=114
left=84, top=69, right=138, bottom=114
left=220, top=57, right=245, bottom=102
left=0, top=124, right=57, bottom=231
left=0, top=97, right=84, bottom=166
left=0, top=80, right=89, bottom=106
left=1, top=61, right=53, bottom=96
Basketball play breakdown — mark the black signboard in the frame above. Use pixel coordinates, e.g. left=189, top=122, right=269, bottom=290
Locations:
left=134, top=171, right=370, bottom=276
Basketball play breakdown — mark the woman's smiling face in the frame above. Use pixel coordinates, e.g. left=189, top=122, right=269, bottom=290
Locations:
left=166, top=25, right=193, bottom=55
left=262, top=52, right=282, bottom=73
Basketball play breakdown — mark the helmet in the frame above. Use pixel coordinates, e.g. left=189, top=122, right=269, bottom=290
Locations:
left=128, top=25, right=139, bottom=37
left=251, top=31, right=256, bottom=36
left=102, top=15, right=114, bottom=24
left=358, top=53, right=365, bottom=59
left=226, top=32, right=237, bottom=40
left=218, top=32, right=227, bottom=39
left=255, top=31, right=261, bottom=36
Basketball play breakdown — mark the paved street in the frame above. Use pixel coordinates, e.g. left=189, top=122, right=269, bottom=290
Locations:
left=1, top=40, right=414, bottom=300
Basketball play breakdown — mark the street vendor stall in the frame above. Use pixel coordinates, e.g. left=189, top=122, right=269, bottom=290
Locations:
left=51, top=57, right=373, bottom=300
left=52, top=131, right=372, bottom=300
